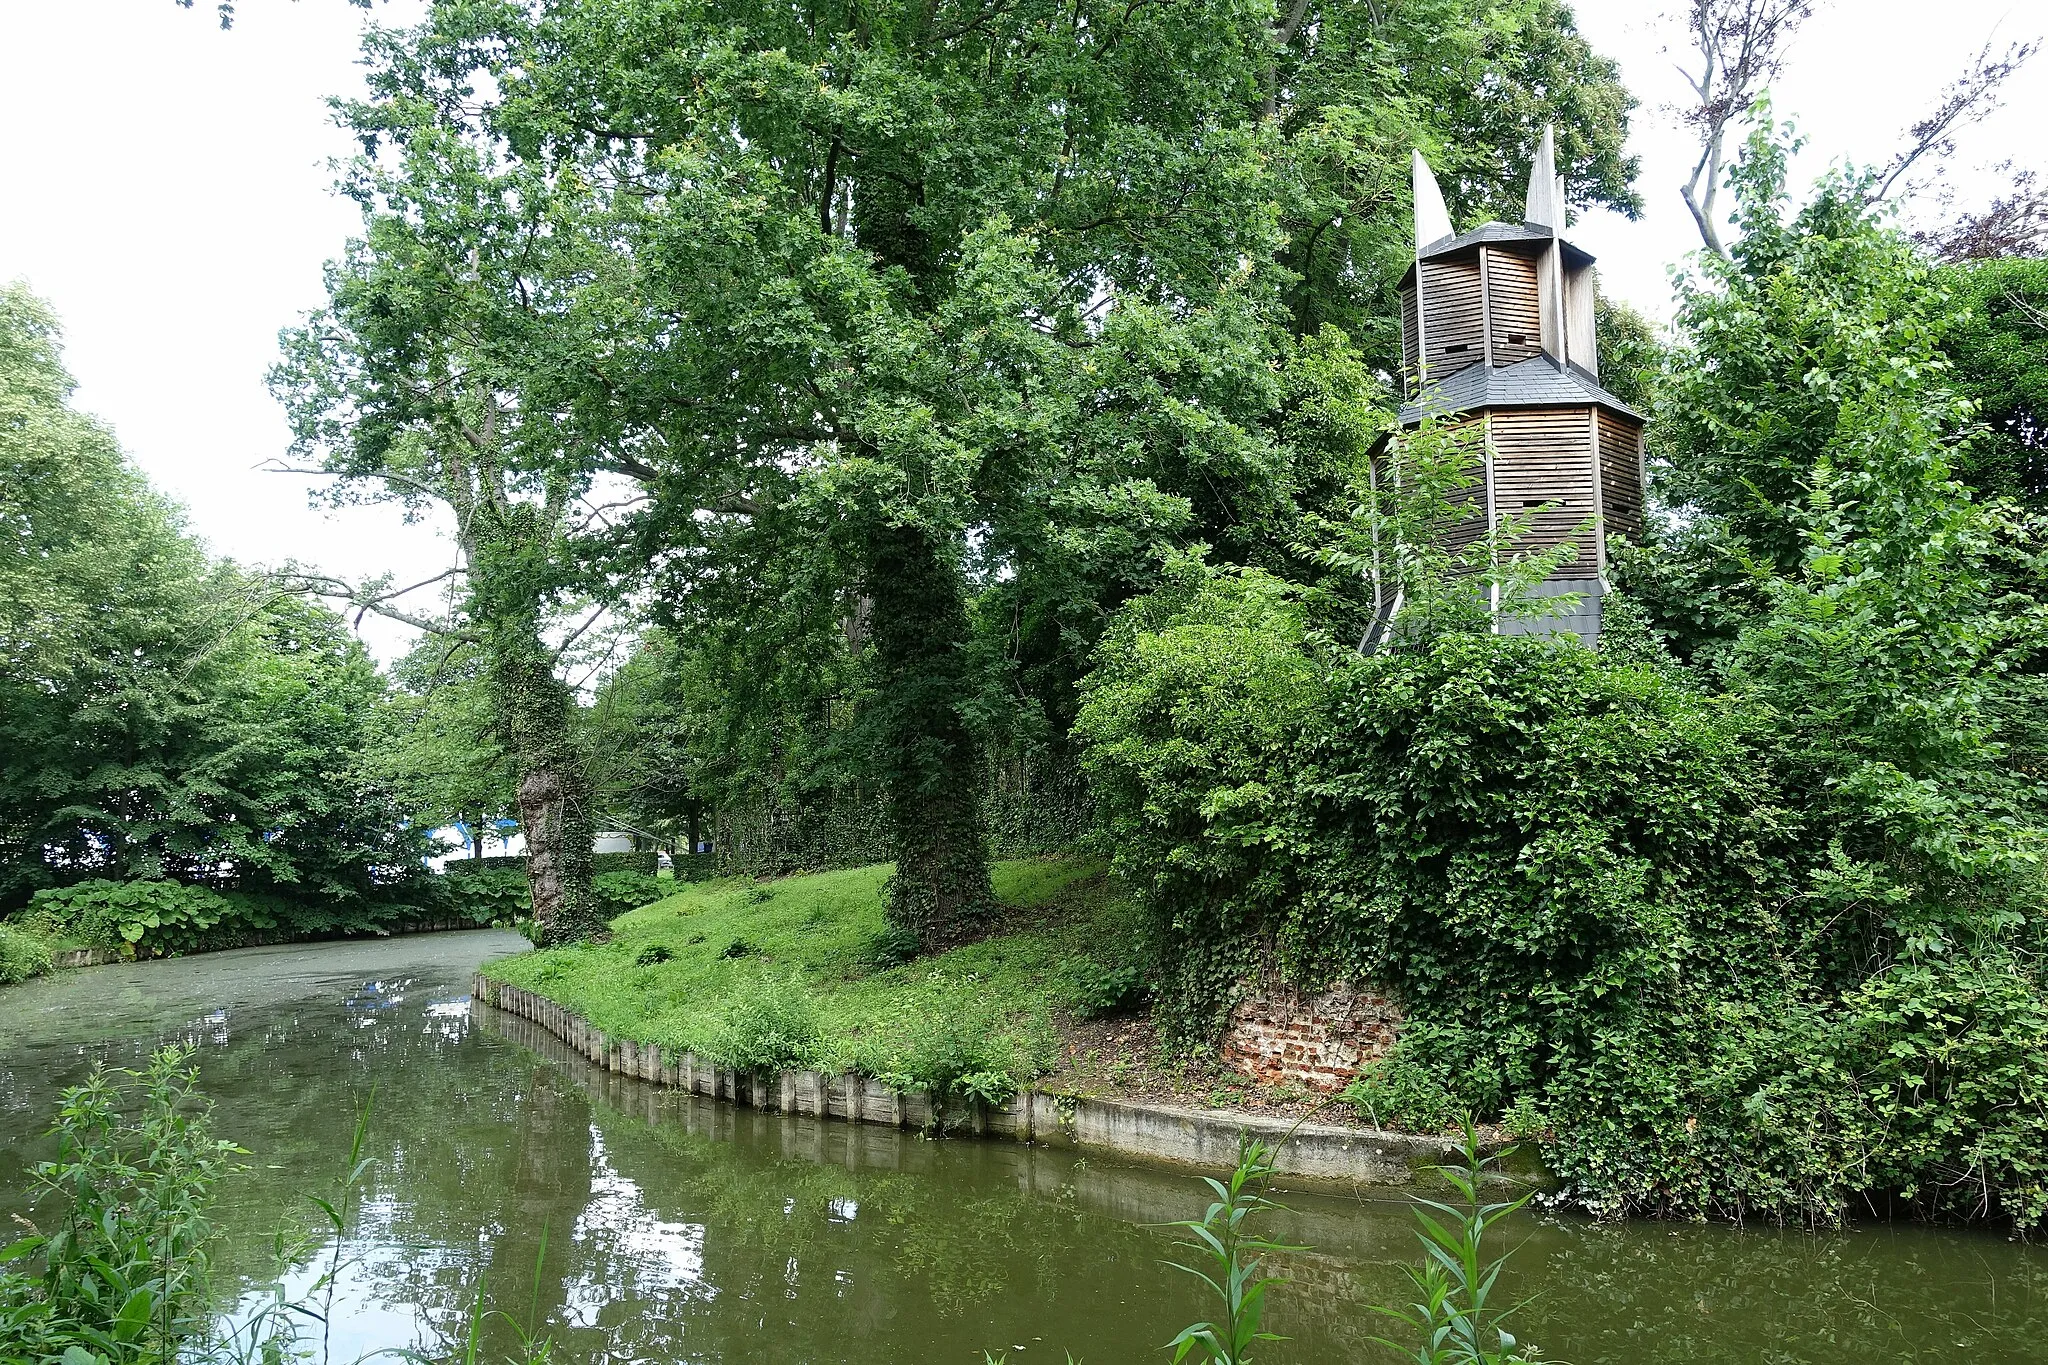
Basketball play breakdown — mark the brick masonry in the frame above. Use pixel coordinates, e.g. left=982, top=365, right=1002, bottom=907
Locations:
left=1221, top=982, right=1403, bottom=1092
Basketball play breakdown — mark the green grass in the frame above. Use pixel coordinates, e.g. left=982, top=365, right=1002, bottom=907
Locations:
left=0, top=920, right=56, bottom=984
left=483, top=856, right=1142, bottom=1099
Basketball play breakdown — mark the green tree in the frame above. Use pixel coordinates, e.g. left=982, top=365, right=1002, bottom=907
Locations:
left=1268, top=0, right=1639, bottom=352
left=1937, top=256, right=2048, bottom=509
left=371, top=637, right=521, bottom=855
left=1633, top=121, right=2045, bottom=940
left=369, top=0, right=1638, bottom=953
left=269, top=111, right=657, bottom=942
left=1, top=286, right=422, bottom=910
left=579, top=632, right=709, bottom=858
left=1590, top=295, right=1665, bottom=417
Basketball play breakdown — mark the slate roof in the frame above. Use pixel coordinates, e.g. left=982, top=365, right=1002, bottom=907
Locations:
left=1397, top=355, right=1643, bottom=425
left=1401, top=221, right=1596, bottom=285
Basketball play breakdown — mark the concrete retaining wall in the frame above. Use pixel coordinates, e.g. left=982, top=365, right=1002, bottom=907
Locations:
left=51, top=946, right=123, bottom=969
left=473, top=975, right=1477, bottom=1187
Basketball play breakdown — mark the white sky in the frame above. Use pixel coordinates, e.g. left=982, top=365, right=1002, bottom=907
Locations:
left=0, top=0, right=2042, bottom=661
left=1569, top=1, right=2048, bottom=323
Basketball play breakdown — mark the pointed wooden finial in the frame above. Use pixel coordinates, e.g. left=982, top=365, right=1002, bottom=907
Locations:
left=1524, top=125, right=1564, bottom=229
left=1412, top=149, right=1453, bottom=251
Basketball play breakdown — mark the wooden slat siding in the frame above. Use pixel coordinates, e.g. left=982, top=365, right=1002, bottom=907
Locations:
left=1420, top=259, right=1484, bottom=378
left=1597, top=412, right=1646, bottom=543
left=1487, top=251, right=1543, bottom=365
left=1400, top=284, right=1420, bottom=396
left=1391, top=418, right=1490, bottom=556
left=1487, top=408, right=1599, bottom=573
left=1587, top=407, right=1605, bottom=574
left=1478, top=249, right=1495, bottom=368
left=1443, top=467, right=1488, bottom=554
left=1482, top=417, right=1499, bottom=601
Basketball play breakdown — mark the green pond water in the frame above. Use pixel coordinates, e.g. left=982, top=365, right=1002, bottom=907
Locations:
left=2, top=931, right=2044, bottom=1363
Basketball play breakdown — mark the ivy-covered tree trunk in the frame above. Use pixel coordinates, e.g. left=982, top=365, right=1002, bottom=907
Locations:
left=867, top=524, right=995, bottom=949
left=491, top=626, right=604, bottom=945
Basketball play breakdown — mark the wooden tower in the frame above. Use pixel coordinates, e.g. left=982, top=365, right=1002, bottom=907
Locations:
left=1392, top=127, right=1646, bottom=646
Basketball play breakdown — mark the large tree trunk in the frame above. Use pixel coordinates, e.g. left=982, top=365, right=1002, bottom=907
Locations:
left=492, top=624, right=604, bottom=945
left=867, top=524, right=995, bottom=950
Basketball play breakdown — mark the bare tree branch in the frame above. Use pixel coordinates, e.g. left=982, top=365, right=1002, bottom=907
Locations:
left=257, top=459, right=443, bottom=505
left=1672, top=0, right=1819, bottom=258
left=1872, top=38, right=2041, bottom=203
left=548, top=603, right=612, bottom=666
left=1912, top=163, right=2048, bottom=262
left=273, top=568, right=482, bottom=642
left=570, top=493, right=654, bottom=535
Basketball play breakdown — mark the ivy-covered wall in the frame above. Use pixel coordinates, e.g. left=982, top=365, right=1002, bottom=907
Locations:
left=1077, top=560, right=2048, bottom=1231
left=707, top=753, right=1088, bottom=878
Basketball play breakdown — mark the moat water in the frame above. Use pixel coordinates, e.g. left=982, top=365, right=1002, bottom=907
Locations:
left=2, top=932, right=2043, bottom=1362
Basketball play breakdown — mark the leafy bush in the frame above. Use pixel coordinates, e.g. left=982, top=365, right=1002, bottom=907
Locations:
left=706, top=978, right=824, bottom=1075
left=1834, top=956, right=2048, bottom=1227
left=0, top=1046, right=239, bottom=1359
left=869, top=1005, right=1030, bottom=1110
left=1341, top=1035, right=1472, bottom=1136
left=1080, top=549, right=2048, bottom=1229
left=1082, top=568, right=1787, bottom=1044
left=1064, top=959, right=1146, bottom=1019
left=0, top=921, right=55, bottom=984
left=25, top=880, right=254, bottom=956
left=861, top=924, right=922, bottom=970
left=673, top=851, right=718, bottom=882
left=18, top=878, right=473, bottom=955
left=434, top=866, right=532, bottom=926
left=592, top=870, right=664, bottom=921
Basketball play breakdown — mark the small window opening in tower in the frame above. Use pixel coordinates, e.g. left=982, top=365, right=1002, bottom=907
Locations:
left=1507, top=332, right=1529, bottom=345
left=1443, top=343, right=1470, bottom=354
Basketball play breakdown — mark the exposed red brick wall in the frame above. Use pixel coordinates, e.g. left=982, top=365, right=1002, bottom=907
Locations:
left=1221, top=982, right=1402, bottom=1092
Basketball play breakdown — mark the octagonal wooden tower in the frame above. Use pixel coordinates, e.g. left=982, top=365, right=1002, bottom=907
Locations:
left=1393, top=128, right=1646, bottom=646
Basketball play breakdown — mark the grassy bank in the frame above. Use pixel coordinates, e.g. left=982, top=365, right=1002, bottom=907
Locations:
left=482, top=857, right=1149, bottom=1103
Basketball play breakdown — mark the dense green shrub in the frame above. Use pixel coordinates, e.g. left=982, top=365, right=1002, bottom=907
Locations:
left=673, top=852, right=718, bottom=882
left=1080, top=555, right=2048, bottom=1228
left=0, top=921, right=55, bottom=984
left=706, top=978, right=825, bottom=1075
left=434, top=865, right=533, bottom=926
left=869, top=1004, right=1034, bottom=1110
left=1834, top=956, right=2048, bottom=1227
left=429, top=860, right=660, bottom=926
left=26, top=881, right=251, bottom=956
left=1081, top=562, right=1791, bottom=1035
left=1063, top=959, right=1147, bottom=1019
left=17, top=877, right=494, bottom=957
left=592, top=870, right=665, bottom=921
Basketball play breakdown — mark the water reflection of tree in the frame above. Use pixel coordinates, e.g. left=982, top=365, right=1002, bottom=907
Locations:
left=11, top=954, right=2046, bottom=1365
left=532, top=1069, right=1201, bottom=1361
left=1509, top=1216, right=2048, bottom=1364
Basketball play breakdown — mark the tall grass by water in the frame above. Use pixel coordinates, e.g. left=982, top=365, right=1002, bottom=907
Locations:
left=0, top=1047, right=557, bottom=1365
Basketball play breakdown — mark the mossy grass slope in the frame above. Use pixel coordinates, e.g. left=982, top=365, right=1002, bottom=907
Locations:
left=482, top=856, right=1140, bottom=1098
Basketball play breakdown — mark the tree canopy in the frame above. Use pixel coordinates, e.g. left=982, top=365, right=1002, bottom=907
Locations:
left=0, top=285, right=422, bottom=911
